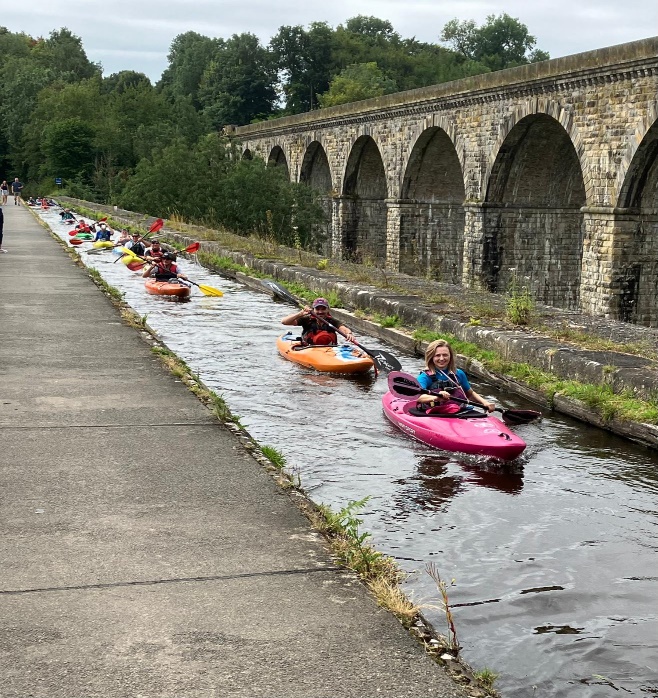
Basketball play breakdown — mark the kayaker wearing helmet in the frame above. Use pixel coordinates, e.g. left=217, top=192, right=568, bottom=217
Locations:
left=417, top=339, right=495, bottom=413
left=281, top=297, right=356, bottom=346
left=143, top=252, right=188, bottom=282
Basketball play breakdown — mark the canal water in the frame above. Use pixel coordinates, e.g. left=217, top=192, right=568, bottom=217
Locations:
left=46, top=210, right=658, bottom=698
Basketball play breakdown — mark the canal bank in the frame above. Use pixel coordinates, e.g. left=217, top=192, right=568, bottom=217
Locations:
left=0, top=203, right=472, bottom=697
left=60, top=197, right=658, bottom=451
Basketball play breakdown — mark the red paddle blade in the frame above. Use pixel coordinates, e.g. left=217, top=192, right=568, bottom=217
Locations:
left=70, top=238, right=84, bottom=245
left=98, top=216, right=108, bottom=223
left=185, top=242, right=200, bottom=253
left=68, top=230, right=77, bottom=236
left=149, top=219, right=164, bottom=233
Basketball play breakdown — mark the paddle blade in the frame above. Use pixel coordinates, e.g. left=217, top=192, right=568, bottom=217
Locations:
left=366, top=349, right=401, bottom=373
left=185, top=242, right=200, bottom=253
left=197, top=284, right=223, bottom=297
left=126, top=261, right=146, bottom=271
left=500, top=409, right=542, bottom=426
left=388, top=371, right=424, bottom=398
left=149, top=218, right=164, bottom=233
left=261, top=279, right=298, bottom=305
left=98, top=216, right=108, bottom=223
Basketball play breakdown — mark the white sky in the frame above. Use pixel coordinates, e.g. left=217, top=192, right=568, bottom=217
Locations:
left=4, top=0, right=657, bottom=82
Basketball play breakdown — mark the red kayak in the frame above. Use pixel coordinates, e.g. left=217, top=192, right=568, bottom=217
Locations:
left=144, top=278, right=191, bottom=299
left=382, top=391, right=526, bottom=460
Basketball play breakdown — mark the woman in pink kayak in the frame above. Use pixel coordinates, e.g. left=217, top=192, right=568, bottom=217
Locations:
left=417, top=339, right=495, bottom=413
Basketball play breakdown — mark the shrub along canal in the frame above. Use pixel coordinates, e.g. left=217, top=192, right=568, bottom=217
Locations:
left=44, top=208, right=658, bottom=698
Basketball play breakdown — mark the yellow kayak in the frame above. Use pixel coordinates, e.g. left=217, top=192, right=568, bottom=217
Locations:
left=92, top=241, right=115, bottom=249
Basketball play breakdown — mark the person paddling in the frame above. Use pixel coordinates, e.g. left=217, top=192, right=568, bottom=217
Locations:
left=94, top=222, right=113, bottom=242
left=144, top=239, right=164, bottom=262
left=416, top=339, right=494, bottom=413
left=142, top=252, right=188, bottom=282
left=125, top=232, right=146, bottom=257
left=281, top=297, right=355, bottom=345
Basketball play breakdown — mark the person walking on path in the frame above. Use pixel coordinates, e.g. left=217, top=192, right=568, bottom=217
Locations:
left=0, top=207, right=6, bottom=253
left=11, top=178, right=23, bottom=205
left=0, top=180, right=8, bottom=205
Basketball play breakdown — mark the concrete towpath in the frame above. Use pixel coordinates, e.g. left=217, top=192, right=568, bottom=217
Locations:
left=0, top=203, right=467, bottom=697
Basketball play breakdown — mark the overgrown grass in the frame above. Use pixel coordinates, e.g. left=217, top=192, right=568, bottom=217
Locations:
left=260, top=445, right=286, bottom=470
left=373, top=313, right=401, bottom=328
left=473, top=668, right=499, bottom=692
left=87, top=268, right=124, bottom=302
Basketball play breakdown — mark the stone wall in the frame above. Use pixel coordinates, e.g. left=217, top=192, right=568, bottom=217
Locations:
left=232, top=37, right=658, bottom=324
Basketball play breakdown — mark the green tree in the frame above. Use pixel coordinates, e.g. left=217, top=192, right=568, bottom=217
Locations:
left=42, top=118, right=96, bottom=180
left=158, top=32, right=219, bottom=108
left=441, top=14, right=549, bottom=71
left=32, top=28, right=100, bottom=82
left=270, top=22, right=333, bottom=113
left=318, top=62, right=397, bottom=108
left=198, top=33, right=277, bottom=127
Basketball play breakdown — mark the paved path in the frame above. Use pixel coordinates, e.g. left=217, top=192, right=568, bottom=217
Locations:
left=0, top=203, right=466, bottom=697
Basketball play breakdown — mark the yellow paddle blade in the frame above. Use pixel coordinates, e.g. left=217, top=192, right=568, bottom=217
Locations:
left=197, top=284, right=223, bottom=297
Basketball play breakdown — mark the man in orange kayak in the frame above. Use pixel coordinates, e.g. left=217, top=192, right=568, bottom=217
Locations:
left=143, top=252, right=188, bottom=282
left=281, top=297, right=356, bottom=345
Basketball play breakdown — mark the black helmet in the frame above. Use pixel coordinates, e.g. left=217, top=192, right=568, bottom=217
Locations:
left=162, top=252, right=176, bottom=261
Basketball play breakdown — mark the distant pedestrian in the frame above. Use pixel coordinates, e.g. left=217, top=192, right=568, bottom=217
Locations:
left=11, top=178, right=23, bottom=205
left=0, top=206, right=6, bottom=252
left=0, top=180, right=8, bottom=205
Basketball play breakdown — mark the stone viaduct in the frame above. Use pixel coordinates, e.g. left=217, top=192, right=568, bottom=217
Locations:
left=230, top=38, right=658, bottom=325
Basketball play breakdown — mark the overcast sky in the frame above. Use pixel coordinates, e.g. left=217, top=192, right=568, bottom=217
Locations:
left=4, top=0, right=657, bottom=82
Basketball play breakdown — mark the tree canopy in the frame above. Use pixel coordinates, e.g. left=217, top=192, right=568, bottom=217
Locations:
left=0, top=16, right=549, bottom=249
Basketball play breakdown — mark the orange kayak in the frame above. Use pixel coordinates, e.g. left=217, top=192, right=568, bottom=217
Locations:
left=144, top=278, right=191, bottom=299
left=276, top=333, right=374, bottom=374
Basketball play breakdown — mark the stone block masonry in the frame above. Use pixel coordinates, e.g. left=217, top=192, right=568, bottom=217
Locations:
left=233, top=37, right=658, bottom=326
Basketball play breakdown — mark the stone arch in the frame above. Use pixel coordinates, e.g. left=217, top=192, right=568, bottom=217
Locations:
left=485, top=99, right=589, bottom=203
left=398, top=126, right=466, bottom=282
left=483, top=112, right=586, bottom=310
left=267, top=145, right=290, bottom=180
left=242, top=148, right=253, bottom=160
left=611, top=113, right=658, bottom=325
left=300, top=141, right=333, bottom=254
left=341, top=135, right=388, bottom=263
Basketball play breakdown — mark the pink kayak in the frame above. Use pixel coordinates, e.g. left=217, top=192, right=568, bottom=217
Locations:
left=382, top=391, right=526, bottom=460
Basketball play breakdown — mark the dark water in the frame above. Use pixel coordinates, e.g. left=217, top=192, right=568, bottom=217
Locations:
left=46, top=211, right=658, bottom=697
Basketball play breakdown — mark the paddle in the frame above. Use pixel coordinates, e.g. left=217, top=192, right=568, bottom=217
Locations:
left=387, top=371, right=541, bottom=425
left=261, top=279, right=402, bottom=374
left=118, top=249, right=223, bottom=297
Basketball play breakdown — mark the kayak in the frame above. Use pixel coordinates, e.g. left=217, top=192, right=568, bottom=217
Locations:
left=73, top=233, right=94, bottom=240
left=382, top=391, right=526, bottom=460
left=144, top=278, right=191, bottom=299
left=276, top=332, right=374, bottom=374
left=92, top=240, right=114, bottom=249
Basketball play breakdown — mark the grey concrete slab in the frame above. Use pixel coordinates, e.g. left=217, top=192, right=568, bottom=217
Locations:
left=0, top=575, right=461, bottom=698
left=0, top=204, right=467, bottom=696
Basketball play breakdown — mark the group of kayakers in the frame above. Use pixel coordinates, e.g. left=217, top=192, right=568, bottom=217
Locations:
left=282, top=296, right=495, bottom=415
left=67, top=216, right=188, bottom=284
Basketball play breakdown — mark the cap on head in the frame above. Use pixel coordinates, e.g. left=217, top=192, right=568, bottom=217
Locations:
left=131, top=232, right=140, bottom=237
left=162, top=252, right=176, bottom=261
left=312, top=297, right=329, bottom=309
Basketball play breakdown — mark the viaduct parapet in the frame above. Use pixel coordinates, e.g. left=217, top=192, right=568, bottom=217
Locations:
left=231, top=37, right=658, bottom=325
